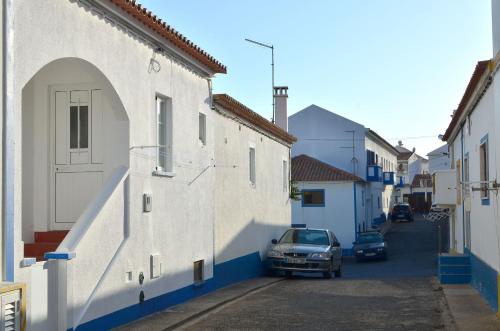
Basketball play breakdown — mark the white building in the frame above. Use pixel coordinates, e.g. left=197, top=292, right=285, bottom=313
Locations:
left=394, top=142, right=431, bottom=210
left=291, top=155, right=365, bottom=255
left=0, top=1, right=295, bottom=330
left=212, top=93, right=295, bottom=288
left=289, top=105, right=399, bottom=231
left=427, top=144, right=450, bottom=175
left=436, top=58, right=499, bottom=312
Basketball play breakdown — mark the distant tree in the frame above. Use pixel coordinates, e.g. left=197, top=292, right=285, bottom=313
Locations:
left=290, top=180, right=301, bottom=201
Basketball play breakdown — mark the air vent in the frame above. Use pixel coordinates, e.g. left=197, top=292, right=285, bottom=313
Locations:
left=1, top=290, right=20, bottom=331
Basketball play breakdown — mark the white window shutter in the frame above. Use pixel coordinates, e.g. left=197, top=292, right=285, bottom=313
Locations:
left=1, top=290, right=21, bottom=331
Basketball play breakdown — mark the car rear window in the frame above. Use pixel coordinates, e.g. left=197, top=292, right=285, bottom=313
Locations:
left=394, top=205, right=409, bottom=212
left=279, top=230, right=330, bottom=246
left=357, top=233, right=383, bottom=244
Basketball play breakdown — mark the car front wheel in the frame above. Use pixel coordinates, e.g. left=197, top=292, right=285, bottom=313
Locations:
left=334, top=263, right=342, bottom=278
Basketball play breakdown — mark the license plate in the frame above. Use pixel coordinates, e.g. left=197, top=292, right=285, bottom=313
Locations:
left=285, top=257, right=306, bottom=264
left=365, top=253, right=376, bottom=257
left=398, top=214, right=404, bottom=217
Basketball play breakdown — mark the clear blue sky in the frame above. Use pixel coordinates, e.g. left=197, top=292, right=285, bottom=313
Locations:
left=141, top=0, right=492, bottom=155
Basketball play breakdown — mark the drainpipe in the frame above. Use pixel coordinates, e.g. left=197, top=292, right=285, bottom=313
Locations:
left=2, top=0, right=13, bottom=282
left=461, top=128, right=465, bottom=253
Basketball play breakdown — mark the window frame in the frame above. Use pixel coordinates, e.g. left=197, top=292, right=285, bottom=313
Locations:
left=153, top=94, right=174, bottom=176
left=301, top=189, right=326, bottom=207
left=479, top=135, right=489, bottom=204
left=249, top=145, right=256, bottom=186
left=198, top=112, right=207, bottom=146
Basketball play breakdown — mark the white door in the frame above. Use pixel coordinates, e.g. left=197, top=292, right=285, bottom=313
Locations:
left=52, top=88, right=104, bottom=230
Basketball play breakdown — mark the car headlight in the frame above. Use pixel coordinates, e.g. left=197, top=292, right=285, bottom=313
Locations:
left=308, top=252, right=331, bottom=259
left=356, top=250, right=363, bottom=254
left=267, top=250, right=284, bottom=258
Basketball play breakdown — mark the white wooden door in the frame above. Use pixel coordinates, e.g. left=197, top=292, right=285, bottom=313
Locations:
left=52, top=88, right=104, bottom=230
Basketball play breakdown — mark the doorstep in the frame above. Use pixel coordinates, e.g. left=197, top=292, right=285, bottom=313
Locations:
left=443, top=284, right=500, bottom=331
left=115, top=277, right=283, bottom=331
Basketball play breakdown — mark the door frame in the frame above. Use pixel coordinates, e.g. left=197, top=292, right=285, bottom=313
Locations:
left=48, top=83, right=102, bottom=230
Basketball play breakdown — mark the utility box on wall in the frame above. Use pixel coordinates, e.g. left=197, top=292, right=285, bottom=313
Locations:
left=150, top=254, right=161, bottom=279
left=143, top=193, right=152, bottom=212
left=432, top=170, right=456, bottom=206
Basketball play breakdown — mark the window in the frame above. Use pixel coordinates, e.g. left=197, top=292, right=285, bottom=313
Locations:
left=155, top=95, right=172, bottom=173
left=480, top=136, right=489, bottom=201
left=69, top=105, right=89, bottom=150
left=282, top=160, right=288, bottom=191
left=249, top=147, right=256, bottom=185
left=198, top=112, right=206, bottom=145
left=193, top=260, right=204, bottom=284
left=302, top=190, right=325, bottom=207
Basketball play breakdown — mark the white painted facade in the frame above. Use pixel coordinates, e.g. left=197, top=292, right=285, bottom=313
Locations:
left=289, top=105, right=398, bottom=227
left=213, top=104, right=292, bottom=266
left=2, top=1, right=293, bottom=330
left=428, top=144, right=450, bottom=175
left=291, top=181, right=364, bottom=252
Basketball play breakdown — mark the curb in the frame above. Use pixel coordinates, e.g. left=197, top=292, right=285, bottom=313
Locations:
left=162, top=278, right=284, bottom=330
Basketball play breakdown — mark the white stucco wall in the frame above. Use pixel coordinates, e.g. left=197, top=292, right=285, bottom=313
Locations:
left=493, top=0, right=500, bottom=56
left=459, top=85, right=499, bottom=271
left=11, top=1, right=217, bottom=328
left=428, top=144, right=450, bottom=174
left=214, top=106, right=291, bottom=264
left=289, top=105, right=367, bottom=179
left=291, top=181, right=357, bottom=249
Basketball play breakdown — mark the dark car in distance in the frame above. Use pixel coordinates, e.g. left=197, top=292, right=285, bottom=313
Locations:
left=390, top=203, right=414, bottom=222
left=353, top=232, right=387, bottom=261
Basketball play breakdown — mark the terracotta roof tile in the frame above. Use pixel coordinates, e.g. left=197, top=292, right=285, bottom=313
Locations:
left=110, top=0, right=226, bottom=74
left=442, top=60, right=490, bottom=141
left=292, top=155, right=364, bottom=182
left=213, top=94, right=296, bottom=145
left=411, top=173, right=432, bottom=188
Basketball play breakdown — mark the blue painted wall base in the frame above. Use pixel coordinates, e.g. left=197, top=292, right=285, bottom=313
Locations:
left=469, top=250, right=498, bottom=311
left=72, top=251, right=264, bottom=331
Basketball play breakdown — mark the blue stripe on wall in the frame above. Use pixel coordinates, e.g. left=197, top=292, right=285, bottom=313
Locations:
left=72, top=251, right=264, bottom=331
left=214, top=251, right=264, bottom=289
left=469, top=250, right=498, bottom=311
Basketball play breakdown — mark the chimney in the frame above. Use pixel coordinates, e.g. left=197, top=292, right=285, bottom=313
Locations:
left=412, top=147, right=416, bottom=153
left=398, top=140, right=403, bottom=147
left=274, top=86, right=288, bottom=131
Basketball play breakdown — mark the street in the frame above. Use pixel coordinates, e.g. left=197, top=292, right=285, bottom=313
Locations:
left=182, top=216, right=449, bottom=330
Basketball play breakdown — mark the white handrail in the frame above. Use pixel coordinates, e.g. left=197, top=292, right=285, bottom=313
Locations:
left=57, top=166, right=129, bottom=253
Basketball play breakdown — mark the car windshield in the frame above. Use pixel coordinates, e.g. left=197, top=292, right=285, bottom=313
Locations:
left=279, top=229, right=330, bottom=246
left=357, top=233, right=383, bottom=244
left=394, top=205, right=409, bottom=212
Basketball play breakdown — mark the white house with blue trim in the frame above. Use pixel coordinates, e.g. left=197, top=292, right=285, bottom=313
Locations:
left=0, top=1, right=295, bottom=330
left=289, top=105, right=399, bottom=230
left=291, top=155, right=365, bottom=255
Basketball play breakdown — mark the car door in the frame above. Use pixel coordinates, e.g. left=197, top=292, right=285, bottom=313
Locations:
left=329, top=231, right=342, bottom=267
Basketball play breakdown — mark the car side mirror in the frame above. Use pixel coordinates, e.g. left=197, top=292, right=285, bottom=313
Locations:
left=332, top=242, right=340, bottom=247
left=271, top=239, right=278, bottom=245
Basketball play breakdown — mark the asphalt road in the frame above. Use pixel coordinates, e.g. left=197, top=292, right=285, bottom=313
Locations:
left=182, top=216, right=450, bottom=331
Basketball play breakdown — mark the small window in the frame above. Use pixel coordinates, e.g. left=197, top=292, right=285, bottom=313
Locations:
left=480, top=137, right=489, bottom=200
left=282, top=160, right=288, bottom=191
left=194, top=260, right=204, bottom=284
left=302, top=190, right=325, bottom=207
left=199, top=112, right=206, bottom=145
left=156, top=95, right=172, bottom=172
left=249, top=147, right=256, bottom=185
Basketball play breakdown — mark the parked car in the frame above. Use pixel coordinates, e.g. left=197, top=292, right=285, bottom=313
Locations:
left=265, top=228, right=343, bottom=279
left=390, top=203, right=414, bottom=222
left=353, top=231, right=388, bottom=262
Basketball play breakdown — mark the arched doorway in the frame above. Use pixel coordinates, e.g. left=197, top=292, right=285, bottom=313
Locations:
left=21, top=58, right=129, bottom=258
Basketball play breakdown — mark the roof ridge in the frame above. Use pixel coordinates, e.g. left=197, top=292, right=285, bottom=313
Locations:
left=213, top=94, right=296, bottom=144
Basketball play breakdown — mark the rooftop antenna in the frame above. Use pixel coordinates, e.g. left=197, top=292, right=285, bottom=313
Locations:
left=244, top=38, right=275, bottom=123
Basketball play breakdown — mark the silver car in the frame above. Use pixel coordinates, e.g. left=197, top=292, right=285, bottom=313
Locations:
left=265, top=228, right=343, bottom=279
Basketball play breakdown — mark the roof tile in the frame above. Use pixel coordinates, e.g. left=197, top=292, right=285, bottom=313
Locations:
left=292, top=155, right=364, bottom=182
